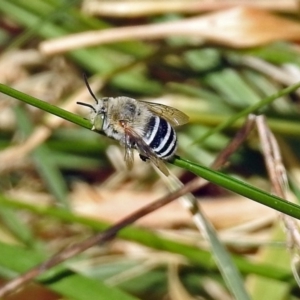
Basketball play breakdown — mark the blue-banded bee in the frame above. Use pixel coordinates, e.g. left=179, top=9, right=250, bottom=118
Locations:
left=77, top=76, right=189, bottom=176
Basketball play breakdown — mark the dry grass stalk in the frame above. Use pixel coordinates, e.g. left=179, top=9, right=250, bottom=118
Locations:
left=256, top=116, right=300, bottom=248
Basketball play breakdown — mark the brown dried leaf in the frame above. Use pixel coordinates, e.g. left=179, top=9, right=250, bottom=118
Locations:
left=40, top=7, right=300, bottom=55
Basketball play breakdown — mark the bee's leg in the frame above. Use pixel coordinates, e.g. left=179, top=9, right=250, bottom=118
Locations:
left=139, top=154, right=149, bottom=162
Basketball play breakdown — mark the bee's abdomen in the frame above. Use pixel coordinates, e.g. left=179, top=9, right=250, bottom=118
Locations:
left=144, top=116, right=177, bottom=159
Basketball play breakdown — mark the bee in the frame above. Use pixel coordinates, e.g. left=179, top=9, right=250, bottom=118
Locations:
left=77, top=76, right=189, bottom=176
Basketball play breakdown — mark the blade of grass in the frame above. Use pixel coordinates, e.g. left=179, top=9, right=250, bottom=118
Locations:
left=0, top=240, right=46, bottom=275
left=247, top=43, right=300, bottom=66
left=173, top=156, right=300, bottom=219
left=204, top=69, right=261, bottom=107
left=48, top=273, right=139, bottom=300
left=0, top=207, right=39, bottom=249
left=0, top=84, right=92, bottom=129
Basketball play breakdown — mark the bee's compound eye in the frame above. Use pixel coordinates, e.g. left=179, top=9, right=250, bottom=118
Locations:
left=93, top=113, right=104, bottom=131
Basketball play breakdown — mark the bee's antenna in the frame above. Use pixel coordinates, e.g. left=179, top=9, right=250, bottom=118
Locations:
left=83, top=73, right=99, bottom=104
left=77, top=101, right=97, bottom=113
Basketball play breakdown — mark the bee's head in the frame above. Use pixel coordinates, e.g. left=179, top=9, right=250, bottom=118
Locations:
left=77, top=74, right=106, bottom=132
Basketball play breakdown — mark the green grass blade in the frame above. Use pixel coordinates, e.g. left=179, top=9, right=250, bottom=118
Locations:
left=0, top=207, right=38, bottom=248
left=204, top=69, right=261, bottom=107
left=0, top=84, right=91, bottom=130
left=0, top=241, right=46, bottom=275
left=48, top=274, right=139, bottom=300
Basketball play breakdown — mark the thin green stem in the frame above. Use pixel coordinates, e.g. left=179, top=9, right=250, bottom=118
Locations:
left=174, top=157, right=300, bottom=219
left=0, top=84, right=91, bottom=130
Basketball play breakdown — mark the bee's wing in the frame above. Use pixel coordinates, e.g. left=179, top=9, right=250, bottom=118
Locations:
left=140, top=101, right=189, bottom=127
left=124, top=126, right=169, bottom=176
